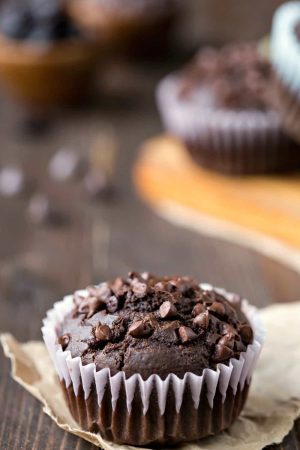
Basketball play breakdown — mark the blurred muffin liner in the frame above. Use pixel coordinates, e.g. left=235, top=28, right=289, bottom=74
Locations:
left=157, top=74, right=300, bottom=174
left=271, top=2, right=300, bottom=143
left=42, top=284, right=264, bottom=446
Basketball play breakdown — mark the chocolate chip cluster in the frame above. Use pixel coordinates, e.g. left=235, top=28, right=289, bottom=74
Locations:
left=59, top=273, right=253, bottom=369
left=179, top=43, right=271, bottom=110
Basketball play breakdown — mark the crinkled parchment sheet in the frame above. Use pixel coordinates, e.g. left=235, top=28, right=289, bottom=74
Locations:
left=1, top=302, right=300, bottom=450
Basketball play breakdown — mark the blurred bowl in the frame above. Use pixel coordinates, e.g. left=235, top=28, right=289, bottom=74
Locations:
left=0, top=35, right=98, bottom=108
left=67, top=0, right=180, bottom=54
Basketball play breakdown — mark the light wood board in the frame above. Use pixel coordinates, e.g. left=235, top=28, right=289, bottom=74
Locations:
left=133, top=135, right=300, bottom=271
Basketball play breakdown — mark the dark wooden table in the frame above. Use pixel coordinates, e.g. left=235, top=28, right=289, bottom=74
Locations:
left=0, top=50, right=299, bottom=450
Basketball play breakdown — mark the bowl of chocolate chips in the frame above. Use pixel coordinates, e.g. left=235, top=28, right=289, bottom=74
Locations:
left=0, top=0, right=97, bottom=108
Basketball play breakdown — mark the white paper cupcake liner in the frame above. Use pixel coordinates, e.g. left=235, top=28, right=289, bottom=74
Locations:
left=42, top=284, right=264, bottom=416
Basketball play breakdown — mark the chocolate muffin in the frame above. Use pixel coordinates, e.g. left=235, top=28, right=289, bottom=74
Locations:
left=42, top=272, right=263, bottom=446
left=270, top=2, right=300, bottom=143
left=157, top=42, right=300, bottom=174
left=0, top=0, right=97, bottom=108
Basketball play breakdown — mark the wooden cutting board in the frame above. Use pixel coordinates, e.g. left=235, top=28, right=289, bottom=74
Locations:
left=133, top=135, right=300, bottom=271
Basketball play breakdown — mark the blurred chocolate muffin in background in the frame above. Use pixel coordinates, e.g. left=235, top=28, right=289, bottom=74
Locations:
left=157, top=42, right=300, bottom=175
left=0, top=0, right=97, bottom=109
left=67, top=0, right=182, bottom=55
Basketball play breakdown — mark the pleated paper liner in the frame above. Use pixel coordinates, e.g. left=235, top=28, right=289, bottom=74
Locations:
left=133, top=134, right=300, bottom=272
left=42, top=285, right=263, bottom=446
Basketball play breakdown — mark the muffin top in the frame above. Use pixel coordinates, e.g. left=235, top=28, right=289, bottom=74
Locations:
left=58, top=272, right=253, bottom=379
left=0, top=0, right=80, bottom=42
left=178, top=43, right=272, bottom=111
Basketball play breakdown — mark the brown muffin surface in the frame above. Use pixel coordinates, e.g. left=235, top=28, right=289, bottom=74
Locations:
left=58, top=272, right=253, bottom=379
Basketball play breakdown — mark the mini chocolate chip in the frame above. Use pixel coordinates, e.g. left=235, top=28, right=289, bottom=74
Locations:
left=83, top=170, right=112, bottom=200
left=27, top=193, right=66, bottom=226
left=147, top=316, right=159, bottom=328
left=159, top=301, right=177, bottom=319
left=193, top=311, right=210, bottom=329
left=87, top=283, right=111, bottom=301
left=176, top=277, right=194, bottom=294
left=87, top=285, right=99, bottom=296
left=141, top=272, right=151, bottom=281
left=178, top=326, right=197, bottom=343
left=87, top=296, right=106, bottom=318
left=160, top=321, right=180, bottom=342
left=240, top=324, right=253, bottom=344
left=128, top=320, right=153, bottom=338
left=200, top=290, right=215, bottom=304
left=78, top=298, right=90, bottom=314
left=221, top=323, right=236, bottom=336
left=128, top=271, right=142, bottom=280
left=58, top=334, right=70, bottom=350
left=48, top=149, right=86, bottom=182
left=192, top=303, right=205, bottom=317
left=74, top=292, right=85, bottom=306
left=27, top=193, right=52, bottom=225
left=166, top=281, right=177, bottom=292
left=213, top=343, right=234, bottom=363
left=0, top=166, right=26, bottom=197
left=95, top=324, right=112, bottom=342
left=132, top=281, right=148, bottom=298
left=161, top=328, right=178, bottom=342
left=97, top=283, right=111, bottom=300
left=208, top=301, right=226, bottom=316
left=234, top=339, right=247, bottom=353
left=218, top=334, right=234, bottom=349
left=106, top=295, right=118, bottom=313
left=111, top=277, right=128, bottom=297
left=154, top=281, right=165, bottom=290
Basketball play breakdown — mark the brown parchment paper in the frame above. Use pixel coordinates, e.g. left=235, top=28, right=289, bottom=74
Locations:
left=1, top=301, right=300, bottom=450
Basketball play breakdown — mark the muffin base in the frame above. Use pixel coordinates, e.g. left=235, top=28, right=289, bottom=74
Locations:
left=61, top=378, right=250, bottom=446
left=185, top=136, right=300, bottom=175
left=272, top=75, right=300, bottom=145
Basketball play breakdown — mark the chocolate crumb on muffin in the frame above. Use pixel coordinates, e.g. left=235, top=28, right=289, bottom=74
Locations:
left=157, top=42, right=300, bottom=174
left=43, top=273, right=263, bottom=445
